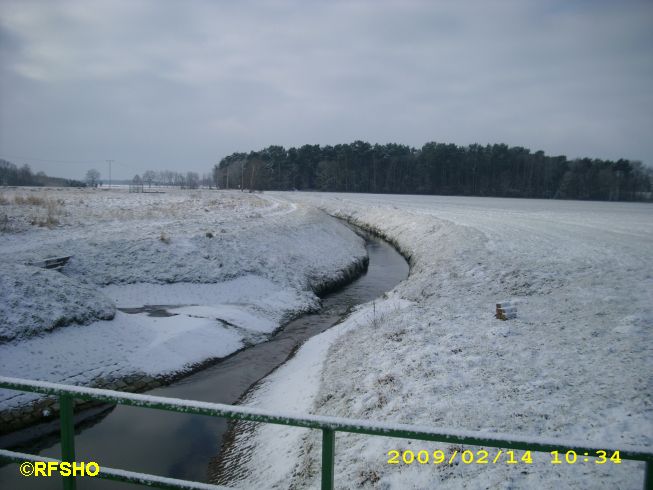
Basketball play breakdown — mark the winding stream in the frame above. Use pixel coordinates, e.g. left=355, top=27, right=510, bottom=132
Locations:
left=0, top=229, right=408, bottom=489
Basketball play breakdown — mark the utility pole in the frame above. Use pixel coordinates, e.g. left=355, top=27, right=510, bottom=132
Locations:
left=240, top=161, right=244, bottom=191
left=106, top=160, right=114, bottom=189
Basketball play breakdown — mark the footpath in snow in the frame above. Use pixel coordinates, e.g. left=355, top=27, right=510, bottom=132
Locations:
left=0, top=188, right=367, bottom=427
left=219, top=193, right=652, bottom=490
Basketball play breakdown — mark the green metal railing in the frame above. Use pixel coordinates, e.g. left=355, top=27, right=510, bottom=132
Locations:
left=0, top=376, right=651, bottom=489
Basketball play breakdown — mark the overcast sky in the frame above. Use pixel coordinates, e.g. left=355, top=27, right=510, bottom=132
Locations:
left=1, top=0, right=652, bottom=180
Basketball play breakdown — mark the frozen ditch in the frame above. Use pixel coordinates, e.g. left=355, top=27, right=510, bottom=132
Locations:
left=0, top=228, right=409, bottom=489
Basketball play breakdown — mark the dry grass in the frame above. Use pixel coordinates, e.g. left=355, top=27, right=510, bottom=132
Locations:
left=11, top=194, right=65, bottom=206
left=20, top=195, right=65, bottom=228
left=29, top=208, right=60, bottom=227
left=44, top=199, right=61, bottom=227
left=0, top=191, right=65, bottom=229
left=0, top=213, right=9, bottom=232
left=15, top=195, right=43, bottom=205
left=3, top=188, right=266, bottom=231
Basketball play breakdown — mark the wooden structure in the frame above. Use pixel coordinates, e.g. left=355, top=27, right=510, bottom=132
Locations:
left=41, top=256, right=72, bottom=271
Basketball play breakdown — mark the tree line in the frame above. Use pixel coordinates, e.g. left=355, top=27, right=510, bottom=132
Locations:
left=213, top=142, right=652, bottom=201
left=81, top=168, right=213, bottom=189
left=0, top=160, right=85, bottom=187
left=130, top=170, right=212, bottom=189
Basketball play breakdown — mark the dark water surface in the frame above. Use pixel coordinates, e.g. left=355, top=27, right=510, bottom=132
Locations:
left=0, top=232, right=408, bottom=489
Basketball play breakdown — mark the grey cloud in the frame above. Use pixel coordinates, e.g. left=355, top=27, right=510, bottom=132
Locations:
left=0, top=0, right=651, bottom=179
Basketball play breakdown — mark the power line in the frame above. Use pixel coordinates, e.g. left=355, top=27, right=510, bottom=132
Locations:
left=1, top=154, right=210, bottom=179
left=0, top=154, right=105, bottom=165
left=2, top=154, right=136, bottom=170
left=107, top=159, right=114, bottom=188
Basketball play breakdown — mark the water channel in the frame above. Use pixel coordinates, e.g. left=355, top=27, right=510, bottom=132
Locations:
left=0, top=228, right=409, bottom=489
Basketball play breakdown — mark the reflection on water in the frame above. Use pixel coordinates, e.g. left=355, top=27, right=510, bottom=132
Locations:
left=0, top=232, right=408, bottom=489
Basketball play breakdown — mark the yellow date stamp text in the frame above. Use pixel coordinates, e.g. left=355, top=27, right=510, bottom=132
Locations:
left=387, top=449, right=622, bottom=465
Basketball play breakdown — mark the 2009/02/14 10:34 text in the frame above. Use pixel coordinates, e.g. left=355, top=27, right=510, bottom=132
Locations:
left=387, top=449, right=622, bottom=466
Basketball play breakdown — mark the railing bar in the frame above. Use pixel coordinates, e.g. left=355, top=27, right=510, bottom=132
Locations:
left=2, top=374, right=652, bottom=490
left=321, top=428, right=335, bottom=490
left=59, top=394, right=76, bottom=490
left=1, top=377, right=651, bottom=462
left=0, top=449, right=230, bottom=490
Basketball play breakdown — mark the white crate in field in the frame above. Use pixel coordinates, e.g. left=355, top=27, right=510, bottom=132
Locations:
left=495, top=301, right=517, bottom=320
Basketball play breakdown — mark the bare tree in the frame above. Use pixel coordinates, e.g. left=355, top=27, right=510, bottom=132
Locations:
left=186, top=171, right=199, bottom=189
left=212, top=166, right=220, bottom=189
left=248, top=159, right=264, bottom=191
left=143, top=170, right=156, bottom=188
left=86, top=169, right=100, bottom=187
left=130, top=174, right=144, bottom=193
left=173, top=173, right=185, bottom=188
left=202, top=172, right=213, bottom=188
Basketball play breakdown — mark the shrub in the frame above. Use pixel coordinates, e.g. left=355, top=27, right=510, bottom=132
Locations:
left=26, top=195, right=46, bottom=205
left=14, top=194, right=48, bottom=206
left=25, top=197, right=63, bottom=228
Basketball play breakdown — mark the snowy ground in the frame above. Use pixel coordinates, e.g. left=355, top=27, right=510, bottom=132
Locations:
left=0, top=188, right=366, bottom=413
left=221, top=193, right=653, bottom=490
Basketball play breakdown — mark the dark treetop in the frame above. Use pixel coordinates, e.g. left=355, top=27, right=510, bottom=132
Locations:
left=214, top=141, right=651, bottom=201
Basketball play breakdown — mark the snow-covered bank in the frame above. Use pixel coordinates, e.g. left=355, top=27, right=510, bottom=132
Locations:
left=222, top=193, right=652, bottom=489
left=214, top=297, right=412, bottom=487
left=0, top=263, right=115, bottom=342
left=0, top=189, right=367, bottom=429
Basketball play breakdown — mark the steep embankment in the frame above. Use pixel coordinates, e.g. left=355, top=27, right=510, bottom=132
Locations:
left=0, top=189, right=368, bottom=431
left=220, top=193, right=652, bottom=490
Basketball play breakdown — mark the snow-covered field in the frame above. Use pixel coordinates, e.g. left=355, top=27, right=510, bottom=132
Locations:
left=0, top=188, right=366, bottom=415
left=221, top=193, right=653, bottom=490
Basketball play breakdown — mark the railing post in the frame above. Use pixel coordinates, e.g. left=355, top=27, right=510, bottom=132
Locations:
left=59, top=394, right=76, bottom=490
left=321, top=428, right=335, bottom=490
left=645, top=461, right=652, bottom=490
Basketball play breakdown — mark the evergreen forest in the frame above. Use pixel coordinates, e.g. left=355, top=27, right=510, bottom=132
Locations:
left=213, top=142, right=651, bottom=201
